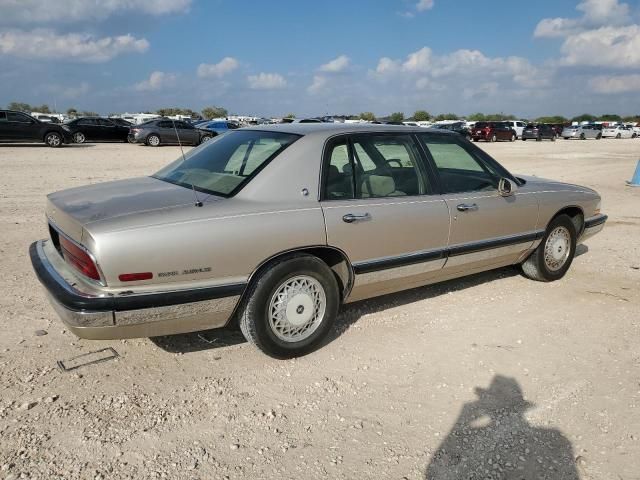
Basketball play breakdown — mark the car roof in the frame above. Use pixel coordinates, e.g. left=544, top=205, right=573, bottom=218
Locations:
left=240, top=122, right=455, bottom=137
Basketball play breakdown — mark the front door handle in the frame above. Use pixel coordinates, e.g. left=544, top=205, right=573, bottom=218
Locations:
left=456, top=203, right=478, bottom=212
left=342, top=213, right=371, bottom=223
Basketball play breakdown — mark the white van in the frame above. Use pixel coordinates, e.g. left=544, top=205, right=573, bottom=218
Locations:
left=503, top=121, right=526, bottom=138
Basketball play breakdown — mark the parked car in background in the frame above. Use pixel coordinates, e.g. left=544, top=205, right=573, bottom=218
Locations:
left=127, top=118, right=212, bottom=146
left=471, top=122, right=516, bottom=142
left=30, top=123, right=607, bottom=358
left=0, top=110, right=72, bottom=147
left=602, top=125, right=634, bottom=139
left=503, top=120, right=526, bottom=138
left=431, top=121, right=471, bottom=139
left=65, top=117, right=130, bottom=144
left=521, top=124, right=556, bottom=141
left=561, top=125, right=601, bottom=140
left=197, top=120, right=241, bottom=136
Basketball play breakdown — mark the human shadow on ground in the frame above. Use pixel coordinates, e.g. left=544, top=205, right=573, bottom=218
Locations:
left=425, top=375, right=579, bottom=480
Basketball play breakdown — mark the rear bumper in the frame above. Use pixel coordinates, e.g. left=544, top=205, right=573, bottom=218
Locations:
left=29, top=240, right=244, bottom=339
left=580, top=214, right=607, bottom=242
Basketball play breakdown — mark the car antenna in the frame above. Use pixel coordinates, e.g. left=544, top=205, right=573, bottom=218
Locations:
left=171, top=118, right=203, bottom=207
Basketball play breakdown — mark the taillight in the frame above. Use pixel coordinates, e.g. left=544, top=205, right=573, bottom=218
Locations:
left=59, top=236, right=101, bottom=281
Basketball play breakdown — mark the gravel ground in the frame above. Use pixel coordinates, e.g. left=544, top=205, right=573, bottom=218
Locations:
left=0, top=138, right=639, bottom=480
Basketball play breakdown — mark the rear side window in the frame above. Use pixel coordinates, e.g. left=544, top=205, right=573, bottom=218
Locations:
left=323, top=134, right=429, bottom=199
left=418, top=135, right=500, bottom=194
left=0, top=112, right=6, bottom=122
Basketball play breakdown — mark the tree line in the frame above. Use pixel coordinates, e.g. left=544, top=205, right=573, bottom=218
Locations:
left=5, top=101, right=639, bottom=124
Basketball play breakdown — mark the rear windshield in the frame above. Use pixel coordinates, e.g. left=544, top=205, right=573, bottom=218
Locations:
left=474, top=122, right=491, bottom=128
left=153, top=130, right=299, bottom=197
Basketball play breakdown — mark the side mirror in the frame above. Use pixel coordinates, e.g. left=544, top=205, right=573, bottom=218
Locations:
left=498, top=177, right=518, bottom=197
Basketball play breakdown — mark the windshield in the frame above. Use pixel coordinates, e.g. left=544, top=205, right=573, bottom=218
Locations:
left=153, top=130, right=299, bottom=197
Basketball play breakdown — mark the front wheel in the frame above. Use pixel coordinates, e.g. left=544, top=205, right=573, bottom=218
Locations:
left=199, top=134, right=212, bottom=145
left=580, top=133, right=586, bottom=140
left=45, top=132, right=63, bottom=148
left=238, top=255, right=340, bottom=358
left=616, top=133, right=621, bottom=139
left=521, top=214, right=577, bottom=282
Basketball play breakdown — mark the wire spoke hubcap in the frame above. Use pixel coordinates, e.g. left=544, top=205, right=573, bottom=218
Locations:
left=268, top=275, right=326, bottom=343
left=544, top=226, right=571, bottom=271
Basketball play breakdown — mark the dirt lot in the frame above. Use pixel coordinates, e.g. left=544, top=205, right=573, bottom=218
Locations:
left=0, top=138, right=639, bottom=480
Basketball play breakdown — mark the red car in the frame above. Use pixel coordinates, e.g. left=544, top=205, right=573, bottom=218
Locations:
left=471, top=122, right=517, bottom=142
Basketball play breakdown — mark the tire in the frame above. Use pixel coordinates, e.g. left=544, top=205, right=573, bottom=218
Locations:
left=522, top=138, right=527, bottom=141
left=597, top=134, right=602, bottom=140
left=632, top=133, right=637, bottom=139
left=473, top=138, right=478, bottom=142
left=580, top=133, right=585, bottom=140
left=72, top=132, right=85, bottom=144
left=510, top=134, right=516, bottom=142
left=490, top=134, right=497, bottom=143
left=536, top=136, right=541, bottom=142
left=146, top=134, right=161, bottom=147
left=44, top=132, right=63, bottom=148
left=551, top=135, right=556, bottom=142
left=564, top=137, right=569, bottom=140
left=238, top=255, right=340, bottom=358
left=616, top=133, right=621, bottom=139
left=199, top=135, right=212, bottom=145
left=521, top=214, right=577, bottom=282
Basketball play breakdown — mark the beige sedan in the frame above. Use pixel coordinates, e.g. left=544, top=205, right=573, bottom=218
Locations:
left=30, top=124, right=607, bottom=358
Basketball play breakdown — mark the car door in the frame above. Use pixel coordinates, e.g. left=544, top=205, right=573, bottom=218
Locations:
left=417, top=134, right=539, bottom=272
left=156, top=121, right=176, bottom=143
left=176, top=121, right=198, bottom=144
left=95, top=118, right=115, bottom=140
left=321, top=133, right=450, bottom=301
left=6, top=112, right=39, bottom=140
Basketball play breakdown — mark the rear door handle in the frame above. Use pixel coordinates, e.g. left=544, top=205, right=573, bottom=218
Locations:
left=342, top=213, right=371, bottom=223
left=456, top=203, right=478, bottom=212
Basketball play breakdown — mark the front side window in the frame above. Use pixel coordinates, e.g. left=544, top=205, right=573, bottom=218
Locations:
left=153, top=130, right=299, bottom=197
left=418, top=135, right=501, bottom=194
left=7, top=112, right=32, bottom=123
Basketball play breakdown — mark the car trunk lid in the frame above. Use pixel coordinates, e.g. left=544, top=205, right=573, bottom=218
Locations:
left=46, top=176, right=209, bottom=243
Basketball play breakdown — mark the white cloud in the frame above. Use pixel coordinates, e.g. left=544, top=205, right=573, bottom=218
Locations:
left=560, top=25, right=640, bottom=68
left=535, top=0, right=631, bottom=37
left=307, top=75, right=328, bottom=94
left=62, top=82, right=90, bottom=99
left=589, top=74, right=640, bottom=93
left=0, top=0, right=192, bottom=23
left=197, top=57, right=239, bottom=78
left=416, top=0, right=434, bottom=12
left=134, top=71, right=177, bottom=91
left=373, top=46, right=545, bottom=87
left=319, top=55, right=350, bottom=73
left=247, top=72, right=287, bottom=90
left=0, top=29, right=148, bottom=62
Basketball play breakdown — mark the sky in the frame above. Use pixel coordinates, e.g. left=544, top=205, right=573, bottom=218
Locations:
left=1, top=0, right=639, bottom=118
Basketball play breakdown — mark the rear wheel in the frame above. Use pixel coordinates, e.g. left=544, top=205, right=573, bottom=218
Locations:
left=510, top=134, right=516, bottom=142
left=490, top=134, right=497, bottom=142
left=72, top=132, right=85, bottom=144
left=616, top=133, right=621, bottom=139
left=146, top=134, right=161, bottom=147
left=199, top=134, right=212, bottom=145
left=580, top=133, right=586, bottom=140
left=551, top=135, right=556, bottom=142
left=597, top=133, right=602, bottom=140
left=238, top=255, right=340, bottom=358
left=536, top=136, right=541, bottom=141
left=521, top=214, right=577, bottom=282
left=44, top=132, right=63, bottom=148
left=564, top=137, right=569, bottom=140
